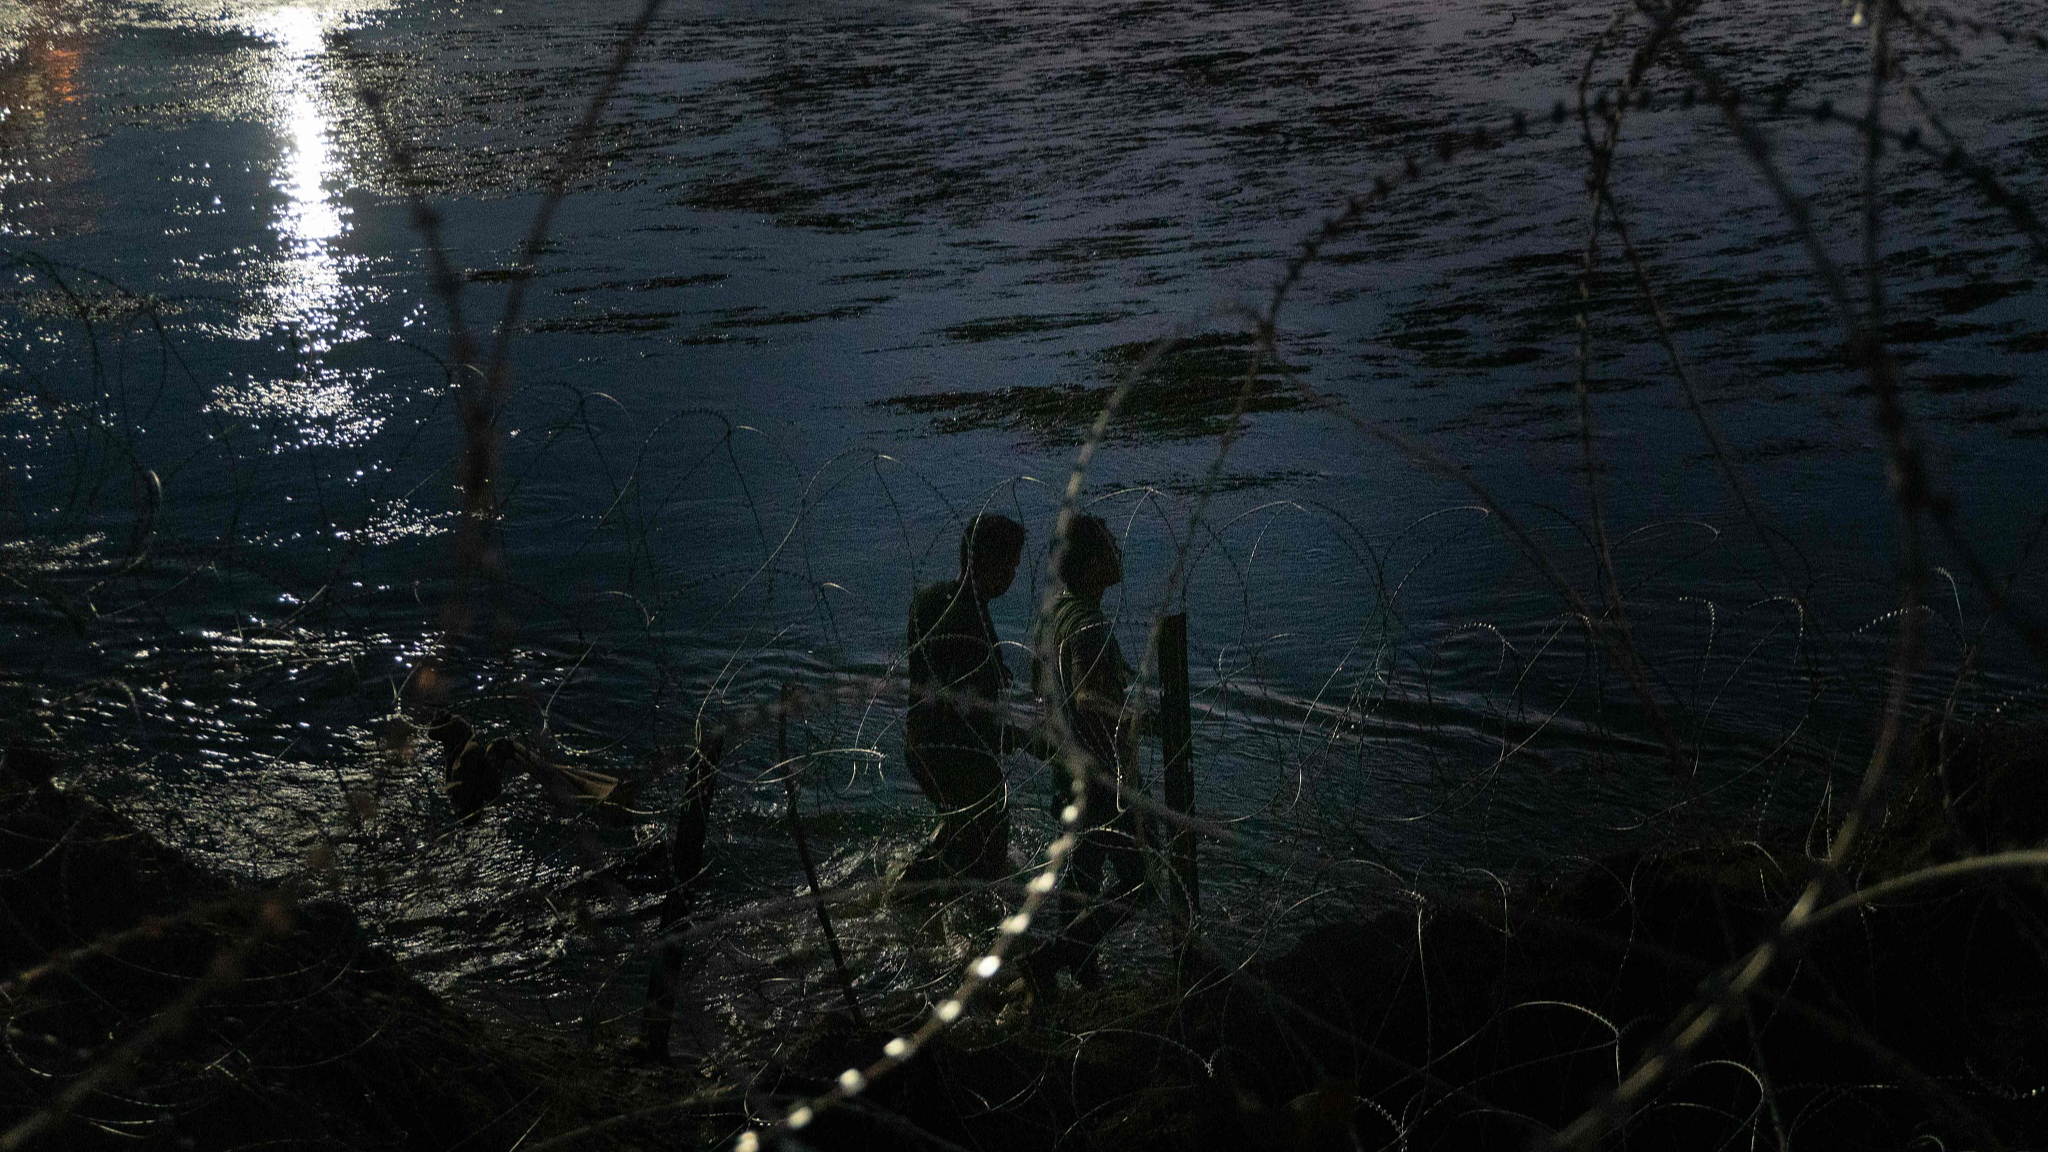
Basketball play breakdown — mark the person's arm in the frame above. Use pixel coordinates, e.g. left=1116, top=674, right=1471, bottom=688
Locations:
left=1066, top=620, right=1136, bottom=786
left=1114, top=712, right=1139, bottom=787
left=1007, top=703, right=1060, bottom=762
left=1065, top=620, right=1123, bottom=716
left=1110, top=639, right=1139, bottom=786
left=906, top=590, right=936, bottom=690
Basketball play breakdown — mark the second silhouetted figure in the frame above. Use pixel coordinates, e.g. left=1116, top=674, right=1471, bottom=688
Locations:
left=1028, top=513, right=1154, bottom=991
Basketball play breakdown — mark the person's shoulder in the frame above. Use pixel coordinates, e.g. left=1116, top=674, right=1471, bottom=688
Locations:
left=1050, top=595, right=1109, bottom=640
left=911, top=579, right=979, bottom=632
left=911, top=580, right=956, bottom=609
left=909, top=581, right=948, bottom=632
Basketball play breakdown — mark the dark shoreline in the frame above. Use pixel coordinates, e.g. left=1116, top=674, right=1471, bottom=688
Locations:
left=11, top=727, right=2048, bottom=1151
left=0, top=747, right=730, bottom=1151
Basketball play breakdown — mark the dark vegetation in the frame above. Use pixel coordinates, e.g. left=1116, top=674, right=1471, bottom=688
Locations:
left=793, top=849, right=2048, bottom=1150
left=14, top=718, right=2048, bottom=1149
left=0, top=740, right=725, bottom=1151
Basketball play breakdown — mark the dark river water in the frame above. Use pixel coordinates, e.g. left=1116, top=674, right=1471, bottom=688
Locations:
left=4, top=0, right=2047, bottom=1029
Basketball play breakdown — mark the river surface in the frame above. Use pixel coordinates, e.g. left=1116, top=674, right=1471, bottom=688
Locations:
left=4, top=0, right=2047, bottom=1033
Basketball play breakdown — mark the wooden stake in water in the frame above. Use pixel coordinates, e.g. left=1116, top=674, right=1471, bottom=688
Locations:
left=781, top=686, right=866, bottom=1027
left=636, top=730, right=721, bottom=1062
left=1157, top=613, right=1198, bottom=935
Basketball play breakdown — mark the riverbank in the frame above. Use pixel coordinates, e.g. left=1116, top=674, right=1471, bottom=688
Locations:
left=765, top=722, right=2048, bottom=1149
left=9, top=723, right=2048, bottom=1150
left=0, top=742, right=731, bottom=1151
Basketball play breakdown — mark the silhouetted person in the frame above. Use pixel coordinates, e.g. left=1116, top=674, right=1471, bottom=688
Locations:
left=904, top=513, right=1027, bottom=883
left=1027, top=513, right=1153, bottom=991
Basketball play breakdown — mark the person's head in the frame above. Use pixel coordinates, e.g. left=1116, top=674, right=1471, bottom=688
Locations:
left=1053, top=514, right=1121, bottom=597
left=960, top=513, right=1026, bottom=598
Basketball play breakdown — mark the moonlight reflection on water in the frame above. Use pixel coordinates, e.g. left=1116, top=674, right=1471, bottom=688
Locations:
left=208, top=3, right=394, bottom=448
left=256, top=5, right=347, bottom=340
